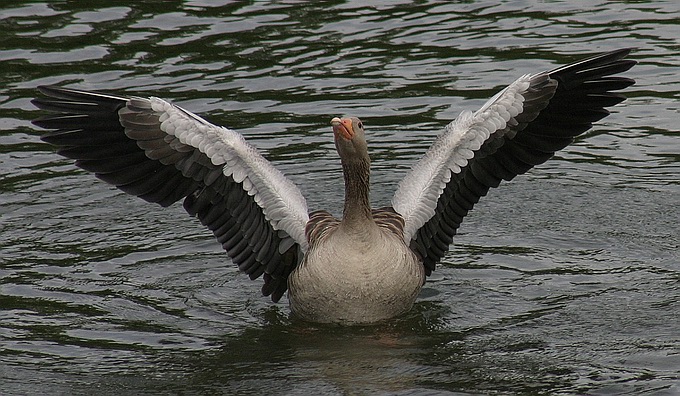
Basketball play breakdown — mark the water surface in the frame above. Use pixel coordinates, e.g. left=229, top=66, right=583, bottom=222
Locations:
left=1, top=1, right=678, bottom=395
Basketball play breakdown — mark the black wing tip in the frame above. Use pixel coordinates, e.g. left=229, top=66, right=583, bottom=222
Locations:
left=36, top=84, right=60, bottom=95
left=553, top=47, right=636, bottom=69
left=32, top=85, right=129, bottom=132
left=36, top=84, right=97, bottom=97
left=31, top=115, right=75, bottom=130
left=617, top=59, right=638, bottom=76
left=548, top=48, right=637, bottom=91
left=608, top=47, right=635, bottom=58
left=608, top=76, right=636, bottom=91
left=31, top=96, right=58, bottom=114
left=33, top=85, right=128, bottom=107
left=35, top=85, right=86, bottom=101
left=588, top=47, right=636, bottom=63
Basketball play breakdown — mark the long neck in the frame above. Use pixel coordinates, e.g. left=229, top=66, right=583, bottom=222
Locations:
left=341, top=155, right=372, bottom=228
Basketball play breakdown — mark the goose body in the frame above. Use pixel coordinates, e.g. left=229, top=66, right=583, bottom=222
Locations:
left=32, top=49, right=636, bottom=324
left=290, top=209, right=424, bottom=323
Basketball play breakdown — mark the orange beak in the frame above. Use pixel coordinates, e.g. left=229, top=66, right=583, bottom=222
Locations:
left=331, top=117, right=354, bottom=140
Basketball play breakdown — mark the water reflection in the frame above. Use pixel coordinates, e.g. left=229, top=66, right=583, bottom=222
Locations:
left=77, top=301, right=586, bottom=395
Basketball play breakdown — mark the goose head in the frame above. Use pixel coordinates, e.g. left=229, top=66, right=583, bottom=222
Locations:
left=331, top=116, right=368, bottom=160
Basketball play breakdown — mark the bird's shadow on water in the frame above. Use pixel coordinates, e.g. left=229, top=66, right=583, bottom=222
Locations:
left=146, top=299, right=580, bottom=395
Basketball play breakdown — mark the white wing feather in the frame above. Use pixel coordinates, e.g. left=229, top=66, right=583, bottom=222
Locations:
left=146, top=97, right=310, bottom=251
left=392, top=74, right=533, bottom=242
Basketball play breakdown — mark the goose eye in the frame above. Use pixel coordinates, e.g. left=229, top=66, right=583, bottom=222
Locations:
left=357, top=122, right=363, bottom=129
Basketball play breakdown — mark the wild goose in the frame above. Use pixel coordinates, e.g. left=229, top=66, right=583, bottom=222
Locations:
left=32, top=49, right=636, bottom=324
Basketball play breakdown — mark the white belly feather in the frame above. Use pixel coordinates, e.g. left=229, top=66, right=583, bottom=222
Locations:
left=288, top=227, right=425, bottom=324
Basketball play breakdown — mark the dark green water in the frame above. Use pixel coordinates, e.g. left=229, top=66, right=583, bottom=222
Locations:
left=1, top=2, right=678, bottom=395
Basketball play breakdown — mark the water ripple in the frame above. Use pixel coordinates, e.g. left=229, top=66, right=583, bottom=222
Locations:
left=1, top=1, right=678, bottom=395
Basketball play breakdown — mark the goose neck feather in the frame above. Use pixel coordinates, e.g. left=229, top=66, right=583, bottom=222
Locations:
left=340, top=155, right=372, bottom=229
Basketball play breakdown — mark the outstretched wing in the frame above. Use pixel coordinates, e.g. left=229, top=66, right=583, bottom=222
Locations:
left=32, top=86, right=310, bottom=302
left=392, top=49, right=636, bottom=274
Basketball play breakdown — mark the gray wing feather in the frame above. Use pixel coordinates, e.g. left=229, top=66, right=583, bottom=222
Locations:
left=392, top=49, right=636, bottom=274
left=33, top=86, right=309, bottom=302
